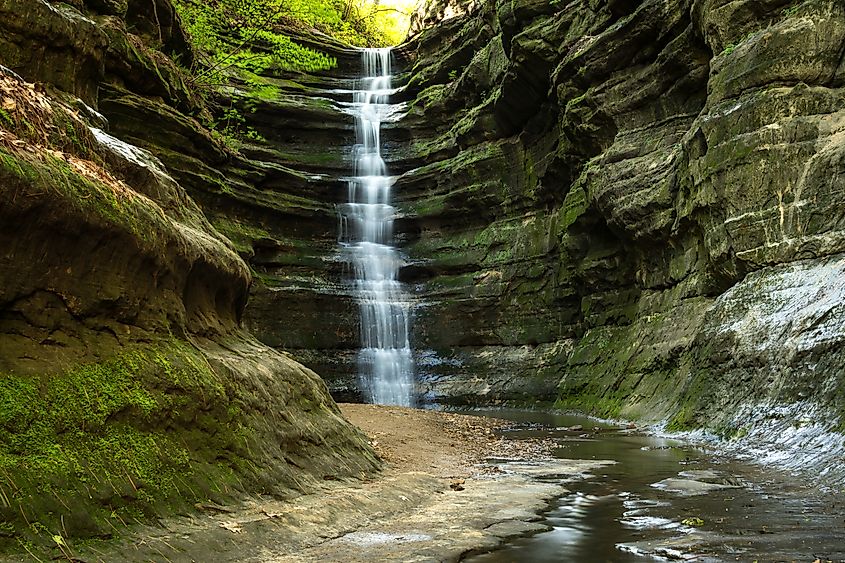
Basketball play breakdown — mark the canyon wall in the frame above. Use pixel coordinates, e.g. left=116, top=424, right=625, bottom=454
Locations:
left=3, top=0, right=845, bottom=547
left=0, top=0, right=378, bottom=548
left=393, top=0, right=845, bottom=465
left=183, top=0, right=845, bottom=467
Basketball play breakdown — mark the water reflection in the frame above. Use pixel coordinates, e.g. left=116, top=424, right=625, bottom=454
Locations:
left=462, top=408, right=845, bottom=562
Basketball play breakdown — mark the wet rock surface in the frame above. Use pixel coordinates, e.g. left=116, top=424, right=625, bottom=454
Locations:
left=48, top=0, right=844, bottom=483
left=384, top=0, right=845, bottom=478
left=3, top=0, right=845, bottom=553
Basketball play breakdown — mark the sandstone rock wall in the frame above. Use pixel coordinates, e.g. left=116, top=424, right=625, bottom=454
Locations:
left=392, top=0, right=845, bottom=455
left=187, top=0, right=845, bottom=462
left=87, top=20, right=374, bottom=400
left=0, top=0, right=378, bottom=549
left=5, top=0, right=841, bottom=530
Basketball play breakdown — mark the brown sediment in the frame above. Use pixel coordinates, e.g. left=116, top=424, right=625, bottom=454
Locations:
left=62, top=405, right=609, bottom=563
left=340, top=404, right=557, bottom=476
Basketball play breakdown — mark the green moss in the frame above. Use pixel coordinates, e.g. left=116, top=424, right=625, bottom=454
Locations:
left=666, top=403, right=695, bottom=431
left=559, top=185, right=588, bottom=231
left=3, top=349, right=175, bottom=484
left=565, top=91, right=590, bottom=112
left=0, top=340, right=254, bottom=550
left=268, top=147, right=339, bottom=166
left=0, top=108, right=12, bottom=128
left=781, top=1, right=807, bottom=19
left=555, top=392, right=624, bottom=419
left=211, top=217, right=271, bottom=253
left=0, top=147, right=172, bottom=246
left=0, top=149, right=31, bottom=180
left=664, top=364, right=711, bottom=431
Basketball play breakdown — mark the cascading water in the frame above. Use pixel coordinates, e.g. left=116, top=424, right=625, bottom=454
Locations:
left=338, top=48, right=414, bottom=406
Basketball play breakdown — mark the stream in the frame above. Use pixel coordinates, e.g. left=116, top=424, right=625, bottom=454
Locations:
left=459, top=409, right=845, bottom=562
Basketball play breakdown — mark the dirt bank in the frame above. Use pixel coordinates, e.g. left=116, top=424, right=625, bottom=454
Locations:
left=30, top=405, right=608, bottom=562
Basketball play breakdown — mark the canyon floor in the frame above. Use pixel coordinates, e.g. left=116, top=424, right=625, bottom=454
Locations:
left=57, top=405, right=604, bottom=563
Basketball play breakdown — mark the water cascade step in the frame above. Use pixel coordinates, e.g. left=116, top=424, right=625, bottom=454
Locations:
left=339, top=48, right=414, bottom=406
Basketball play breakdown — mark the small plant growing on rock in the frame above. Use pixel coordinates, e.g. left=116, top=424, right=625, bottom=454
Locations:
left=782, top=2, right=806, bottom=19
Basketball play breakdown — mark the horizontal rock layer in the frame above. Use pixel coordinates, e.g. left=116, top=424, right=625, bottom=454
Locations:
left=5, top=0, right=842, bottom=521
left=0, top=0, right=378, bottom=551
left=390, top=0, right=845, bottom=460
left=168, top=0, right=845, bottom=455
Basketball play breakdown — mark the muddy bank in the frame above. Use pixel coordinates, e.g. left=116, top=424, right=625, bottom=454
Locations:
left=38, top=405, right=607, bottom=563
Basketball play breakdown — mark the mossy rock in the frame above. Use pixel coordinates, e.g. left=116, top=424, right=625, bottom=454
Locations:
left=0, top=335, right=379, bottom=555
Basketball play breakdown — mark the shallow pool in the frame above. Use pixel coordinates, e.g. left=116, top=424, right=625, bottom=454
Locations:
left=458, top=409, right=845, bottom=562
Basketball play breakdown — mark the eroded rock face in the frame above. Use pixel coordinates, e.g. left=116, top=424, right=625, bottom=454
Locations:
left=89, top=35, right=368, bottom=396
left=0, top=0, right=108, bottom=105
left=0, top=2, right=378, bottom=549
left=6, top=0, right=841, bottom=529
left=78, top=0, right=844, bottom=455
left=181, top=0, right=845, bottom=446
left=391, top=0, right=845, bottom=440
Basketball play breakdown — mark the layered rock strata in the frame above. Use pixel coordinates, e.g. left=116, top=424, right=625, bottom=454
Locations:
left=0, top=0, right=378, bottom=550
left=158, top=0, right=845, bottom=466
left=393, top=0, right=845, bottom=467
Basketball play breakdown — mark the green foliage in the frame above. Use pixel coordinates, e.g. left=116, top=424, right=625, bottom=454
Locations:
left=172, top=0, right=336, bottom=86
left=0, top=108, right=12, bottom=128
left=209, top=103, right=265, bottom=148
left=170, top=0, right=411, bottom=147
left=174, top=0, right=411, bottom=75
left=252, top=29, right=337, bottom=71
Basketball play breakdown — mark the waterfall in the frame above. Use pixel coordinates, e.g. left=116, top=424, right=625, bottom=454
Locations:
left=339, top=48, right=415, bottom=407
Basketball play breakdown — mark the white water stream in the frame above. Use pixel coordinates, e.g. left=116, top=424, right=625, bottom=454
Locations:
left=339, top=48, right=414, bottom=406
